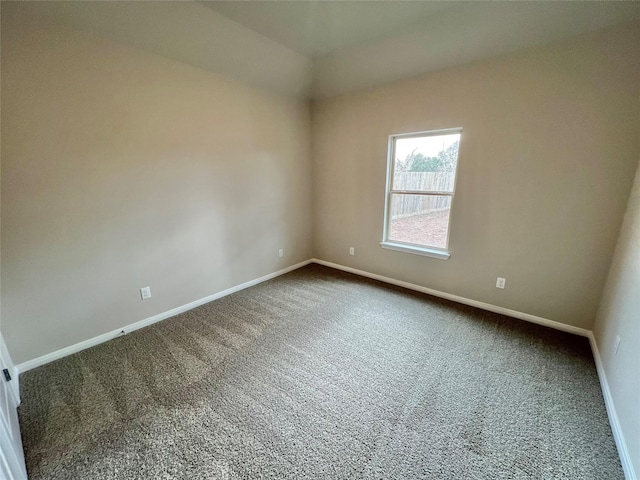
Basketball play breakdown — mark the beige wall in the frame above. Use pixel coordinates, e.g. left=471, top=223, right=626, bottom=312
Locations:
left=594, top=157, right=640, bottom=475
left=1, top=22, right=312, bottom=364
left=311, top=23, right=640, bottom=330
left=2, top=7, right=639, bottom=372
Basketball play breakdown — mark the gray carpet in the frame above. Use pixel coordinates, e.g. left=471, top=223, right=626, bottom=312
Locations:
left=18, top=264, right=622, bottom=479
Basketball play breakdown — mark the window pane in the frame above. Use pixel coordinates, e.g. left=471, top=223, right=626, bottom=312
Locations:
left=393, top=133, right=460, bottom=192
left=392, top=171, right=457, bottom=192
left=388, top=194, right=452, bottom=249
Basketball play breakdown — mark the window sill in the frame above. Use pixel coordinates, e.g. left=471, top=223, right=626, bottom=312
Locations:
left=380, top=241, right=450, bottom=260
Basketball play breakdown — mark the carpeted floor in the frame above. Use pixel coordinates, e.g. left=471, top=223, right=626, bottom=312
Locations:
left=18, top=264, right=622, bottom=479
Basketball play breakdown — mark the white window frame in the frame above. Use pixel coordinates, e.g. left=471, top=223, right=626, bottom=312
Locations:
left=380, top=127, right=462, bottom=260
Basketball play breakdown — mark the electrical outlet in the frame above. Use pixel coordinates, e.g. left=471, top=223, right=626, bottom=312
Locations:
left=496, top=277, right=506, bottom=289
left=278, top=248, right=284, bottom=258
left=349, top=247, right=355, bottom=256
left=140, top=287, right=151, bottom=300
left=614, top=335, right=621, bottom=355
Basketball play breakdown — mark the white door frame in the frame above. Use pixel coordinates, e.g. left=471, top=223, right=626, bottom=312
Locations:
left=0, top=333, right=28, bottom=480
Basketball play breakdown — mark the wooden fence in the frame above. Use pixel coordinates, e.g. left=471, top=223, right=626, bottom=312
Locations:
left=391, top=172, right=455, bottom=219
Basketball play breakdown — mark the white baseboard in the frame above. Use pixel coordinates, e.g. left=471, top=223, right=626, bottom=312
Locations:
left=588, top=334, right=637, bottom=480
left=17, top=256, right=590, bottom=373
left=13, top=256, right=634, bottom=477
left=311, top=258, right=591, bottom=337
left=17, top=260, right=313, bottom=373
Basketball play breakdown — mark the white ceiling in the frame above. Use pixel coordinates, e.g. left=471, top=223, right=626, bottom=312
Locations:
left=311, top=1, right=640, bottom=97
left=200, top=1, right=458, bottom=57
left=4, top=1, right=640, bottom=99
left=2, top=1, right=312, bottom=97
left=206, top=0, right=640, bottom=97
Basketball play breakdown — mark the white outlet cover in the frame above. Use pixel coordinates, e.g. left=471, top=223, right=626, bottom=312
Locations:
left=349, top=247, right=355, bottom=256
left=496, top=277, right=506, bottom=289
left=614, top=335, right=621, bottom=355
left=278, top=249, right=284, bottom=258
left=140, top=287, right=152, bottom=300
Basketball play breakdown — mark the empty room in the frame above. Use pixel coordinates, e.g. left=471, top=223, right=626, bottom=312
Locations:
left=1, top=1, right=639, bottom=479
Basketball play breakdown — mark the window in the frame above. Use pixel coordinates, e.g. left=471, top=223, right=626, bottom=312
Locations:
left=381, top=128, right=461, bottom=259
